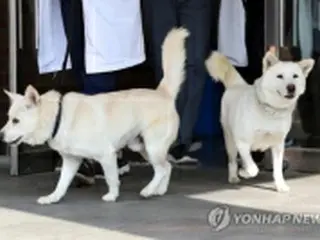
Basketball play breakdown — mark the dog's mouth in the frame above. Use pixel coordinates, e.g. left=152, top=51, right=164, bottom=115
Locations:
left=277, top=90, right=295, bottom=100
left=284, top=93, right=295, bottom=99
left=7, top=136, right=22, bottom=145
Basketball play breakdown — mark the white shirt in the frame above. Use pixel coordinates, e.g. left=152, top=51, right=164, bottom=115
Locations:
left=218, top=0, right=248, bottom=67
left=36, top=0, right=145, bottom=74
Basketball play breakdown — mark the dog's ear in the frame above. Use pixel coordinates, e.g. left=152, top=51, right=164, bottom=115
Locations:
left=262, top=51, right=279, bottom=73
left=298, top=59, right=315, bottom=77
left=24, top=85, right=40, bottom=105
left=3, top=89, right=22, bottom=102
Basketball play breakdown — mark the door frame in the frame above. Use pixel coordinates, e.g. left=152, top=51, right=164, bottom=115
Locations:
left=264, top=0, right=285, bottom=53
left=8, top=0, right=19, bottom=175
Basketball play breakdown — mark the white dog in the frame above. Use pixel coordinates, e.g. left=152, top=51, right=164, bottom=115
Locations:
left=1, top=28, right=189, bottom=204
left=205, top=50, right=314, bottom=192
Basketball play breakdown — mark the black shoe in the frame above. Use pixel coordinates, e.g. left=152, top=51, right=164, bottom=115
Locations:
left=169, top=144, right=199, bottom=166
left=170, top=144, right=188, bottom=160
left=55, top=159, right=95, bottom=187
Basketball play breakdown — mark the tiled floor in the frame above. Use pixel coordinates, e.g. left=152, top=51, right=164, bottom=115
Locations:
left=0, top=166, right=319, bottom=239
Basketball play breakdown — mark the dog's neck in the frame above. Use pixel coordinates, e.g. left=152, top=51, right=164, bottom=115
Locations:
left=50, top=94, right=63, bottom=140
left=28, top=90, right=63, bottom=145
left=254, top=79, right=294, bottom=117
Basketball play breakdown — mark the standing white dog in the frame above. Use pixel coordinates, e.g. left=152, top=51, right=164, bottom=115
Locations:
left=1, top=28, right=189, bottom=204
left=205, top=51, right=314, bottom=192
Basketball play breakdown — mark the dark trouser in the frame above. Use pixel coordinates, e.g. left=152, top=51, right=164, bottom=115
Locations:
left=142, top=0, right=212, bottom=147
left=59, top=0, right=117, bottom=94
left=235, top=0, right=265, bottom=163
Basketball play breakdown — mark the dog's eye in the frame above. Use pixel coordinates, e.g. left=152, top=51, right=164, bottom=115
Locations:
left=276, top=74, right=284, bottom=79
left=293, top=74, right=299, bottom=79
left=12, top=118, right=19, bottom=124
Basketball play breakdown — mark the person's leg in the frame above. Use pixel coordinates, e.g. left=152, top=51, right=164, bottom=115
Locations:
left=141, top=0, right=180, bottom=160
left=60, top=0, right=124, bottom=184
left=56, top=0, right=94, bottom=185
left=142, top=0, right=178, bottom=84
left=170, top=0, right=212, bottom=159
left=58, top=0, right=96, bottom=186
left=83, top=72, right=117, bottom=95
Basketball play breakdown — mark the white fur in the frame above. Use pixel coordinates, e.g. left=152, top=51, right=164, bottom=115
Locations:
left=206, top=51, right=314, bottom=192
left=1, top=28, right=189, bottom=204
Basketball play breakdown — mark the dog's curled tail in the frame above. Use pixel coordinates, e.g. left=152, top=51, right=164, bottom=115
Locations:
left=157, top=27, right=189, bottom=99
left=205, top=51, right=247, bottom=88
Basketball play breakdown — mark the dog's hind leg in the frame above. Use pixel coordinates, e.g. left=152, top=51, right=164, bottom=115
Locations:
left=236, top=142, right=259, bottom=179
left=271, top=144, right=290, bottom=192
left=100, top=151, right=120, bottom=202
left=223, top=131, right=240, bottom=184
left=37, top=155, right=82, bottom=205
left=140, top=145, right=172, bottom=198
left=139, top=126, right=173, bottom=198
left=153, top=156, right=172, bottom=196
left=139, top=114, right=177, bottom=198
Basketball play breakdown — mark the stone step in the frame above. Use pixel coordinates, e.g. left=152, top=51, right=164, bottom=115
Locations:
left=263, top=147, right=320, bottom=173
left=285, top=147, right=320, bottom=173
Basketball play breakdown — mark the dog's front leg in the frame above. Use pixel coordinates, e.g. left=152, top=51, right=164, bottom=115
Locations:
left=236, top=142, right=259, bottom=179
left=271, top=144, right=290, bottom=192
left=100, top=152, right=120, bottom=202
left=37, top=155, right=82, bottom=205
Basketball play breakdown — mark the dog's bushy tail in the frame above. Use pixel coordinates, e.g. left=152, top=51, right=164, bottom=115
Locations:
left=205, top=51, right=247, bottom=88
left=157, top=27, right=189, bottom=99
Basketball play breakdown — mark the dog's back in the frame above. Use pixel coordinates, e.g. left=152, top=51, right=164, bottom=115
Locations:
left=56, top=88, right=176, bottom=154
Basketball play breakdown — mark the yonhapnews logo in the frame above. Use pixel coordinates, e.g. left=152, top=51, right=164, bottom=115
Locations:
left=207, top=205, right=320, bottom=231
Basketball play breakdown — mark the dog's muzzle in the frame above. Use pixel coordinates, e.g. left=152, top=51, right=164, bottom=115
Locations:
left=285, top=84, right=296, bottom=99
left=286, top=84, right=296, bottom=93
left=8, top=136, right=22, bottom=145
left=284, top=94, right=295, bottom=99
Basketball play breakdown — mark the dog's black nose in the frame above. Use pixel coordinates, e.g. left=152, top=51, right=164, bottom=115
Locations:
left=286, top=84, right=296, bottom=94
left=0, top=132, right=4, bottom=141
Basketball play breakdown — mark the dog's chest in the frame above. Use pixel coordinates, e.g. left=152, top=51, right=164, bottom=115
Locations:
left=49, top=138, right=104, bottom=159
left=251, top=130, right=284, bottom=151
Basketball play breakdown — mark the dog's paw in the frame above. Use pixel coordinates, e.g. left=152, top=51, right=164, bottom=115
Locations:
left=154, top=189, right=167, bottom=196
left=239, top=165, right=259, bottom=179
left=37, top=194, right=60, bottom=205
left=102, top=193, right=118, bottom=202
left=140, top=187, right=155, bottom=198
left=228, top=176, right=241, bottom=184
left=275, top=182, right=290, bottom=193
left=153, top=183, right=168, bottom=196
